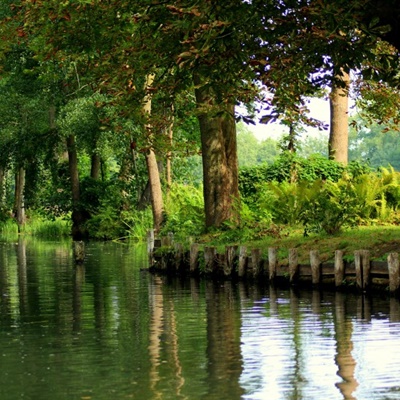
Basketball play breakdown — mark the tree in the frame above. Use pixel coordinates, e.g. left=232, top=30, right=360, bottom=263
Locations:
left=135, top=1, right=260, bottom=228
left=349, top=116, right=400, bottom=169
left=329, top=69, right=350, bottom=164
left=3, top=0, right=400, bottom=235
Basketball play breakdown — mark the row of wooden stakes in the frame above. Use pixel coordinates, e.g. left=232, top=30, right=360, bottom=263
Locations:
left=147, top=232, right=400, bottom=293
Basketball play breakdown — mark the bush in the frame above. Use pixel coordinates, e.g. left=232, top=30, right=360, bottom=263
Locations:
left=239, top=152, right=371, bottom=202
left=161, top=183, right=205, bottom=241
left=301, top=179, right=362, bottom=235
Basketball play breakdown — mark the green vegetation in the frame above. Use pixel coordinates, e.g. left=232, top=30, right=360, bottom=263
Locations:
left=0, top=1, right=400, bottom=243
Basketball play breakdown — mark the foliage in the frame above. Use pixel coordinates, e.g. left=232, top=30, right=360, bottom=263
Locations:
left=0, top=0, right=400, bottom=237
left=239, top=153, right=371, bottom=202
left=301, top=179, right=364, bottom=235
left=121, top=208, right=153, bottom=241
left=161, top=183, right=205, bottom=241
left=22, top=215, right=71, bottom=238
left=82, top=179, right=149, bottom=240
left=259, top=180, right=321, bottom=226
left=349, top=115, right=400, bottom=170
left=236, top=122, right=280, bottom=167
left=239, top=163, right=400, bottom=235
left=217, top=199, right=274, bottom=243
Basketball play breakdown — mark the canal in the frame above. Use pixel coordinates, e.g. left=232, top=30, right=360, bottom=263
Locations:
left=0, top=239, right=399, bottom=399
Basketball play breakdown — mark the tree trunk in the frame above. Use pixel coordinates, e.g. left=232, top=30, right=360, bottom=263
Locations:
left=166, top=113, right=174, bottom=194
left=67, top=134, right=88, bottom=240
left=329, top=69, right=350, bottom=164
left=137, top=180, right=151, bottom=210
left=146, top=150, right=164, bottom=233
left=14, top=166, right=26, bottom=231
left=90, top=153, right=101, bottom=180
left=143, top=74, right=164, bottom=233
left=194, top=79, right=240, bottom=228
left=0, top=165, right=5, bottom=207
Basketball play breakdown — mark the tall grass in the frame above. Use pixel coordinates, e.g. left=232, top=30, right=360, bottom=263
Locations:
left=22, top=217, right=71, bottom=238
left=0, top=217, right=71, bottom=240
left=122, top=207, right=153, bottom=241
left=0, top=219, right=18, bottom=240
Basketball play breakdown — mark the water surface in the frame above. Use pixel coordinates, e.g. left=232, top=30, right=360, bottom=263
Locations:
left=0, top=239, right=399, bottom=399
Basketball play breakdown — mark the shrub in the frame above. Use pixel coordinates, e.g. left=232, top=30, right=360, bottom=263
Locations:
left=161, top=183, right=205, bottom=241
left=239, top=152, right=371, bottom=202
left=301, top=179, right=362, bottom=235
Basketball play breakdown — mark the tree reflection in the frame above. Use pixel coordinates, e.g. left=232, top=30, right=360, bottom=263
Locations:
left=72, top=264, right=85, bottom=333
left=16, top=238, right=28, bottom=316
left=334, top=292, right=358, bottom=399
left=204, top=280, right=244, bottom=399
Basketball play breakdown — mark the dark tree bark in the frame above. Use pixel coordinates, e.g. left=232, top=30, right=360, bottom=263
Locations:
left=90, top=153, right=101, bottom=180
left=0, top=165, right=5, bottom=207
left=194, top=79, right=240, bottom=228
left=66, top=134, right=88, bottom=240
left=13, top=167, right=26, bottom=231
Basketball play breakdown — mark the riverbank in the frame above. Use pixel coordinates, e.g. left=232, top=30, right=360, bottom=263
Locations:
left=199, top=224, right=400, bottom=264
left=147, top=225, right=400, bottom=294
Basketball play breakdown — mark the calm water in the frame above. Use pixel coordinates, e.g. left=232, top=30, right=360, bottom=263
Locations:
left=1, top=240, right=400, bottom=399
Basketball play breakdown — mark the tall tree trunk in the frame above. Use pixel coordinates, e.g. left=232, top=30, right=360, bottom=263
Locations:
left=329, top=69, right=350, bottom=164
left=90, top=153, right=101, bottom=180
left=166, top=112, right=174, bottom=195
left=14, top=166, right=26, bottom=231
left=146, top=150, right=164, bottom=233
left=67, top=134, right=88, bottom=240
left=0, top=165, right=5, bottom=207
left=143, top=74, right=164, bottom=233
left=288, top=124, right=296, bottom=153
left=194, top=78, right=240, bottom=228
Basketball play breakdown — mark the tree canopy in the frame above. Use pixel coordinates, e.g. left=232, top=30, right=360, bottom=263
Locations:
left=1, top=0, right=400, bottom=235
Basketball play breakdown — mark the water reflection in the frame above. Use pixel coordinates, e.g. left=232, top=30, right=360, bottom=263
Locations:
left=334, top=293, right=358, bottom=399
left=1, top=240, right=400, bottom=399
left=204, top=281, right=244, bottom=399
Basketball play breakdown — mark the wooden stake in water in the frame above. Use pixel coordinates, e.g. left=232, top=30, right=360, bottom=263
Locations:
left=289, top=248, right=298, bottom=283
left=73, top=241, right=85, bottom=263
left=238, top=246, right=247, bottom=278
left=388, top=252, right=400, bottom=292
left=190, top=243, right=200, bottom=273
left=310, top=250, right=321, bottom=285
left=334, top=250, right=344, bottom=287
left=268, top=248, right=277, bottom=281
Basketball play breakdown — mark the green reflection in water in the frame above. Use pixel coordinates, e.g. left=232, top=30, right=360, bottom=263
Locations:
left=0, top=240, right=400, bottom=400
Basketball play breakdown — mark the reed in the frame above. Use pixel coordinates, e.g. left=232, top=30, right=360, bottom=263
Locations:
left=22, top=218, right=71, bottom=238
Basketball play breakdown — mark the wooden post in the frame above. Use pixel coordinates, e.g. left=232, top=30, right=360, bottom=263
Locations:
left=225, top=246, right=238, bottom=277
left=310, top=250, right=321, bottom=285
left=73, top=241, right=85, bottom=263
left=238, top=246, right=247, bottom=278
left=355, top=250, right=362, bottom=289
left=362, top=250, right=370, bottom=290
left=204, top=246, right=216, bottom=274
left=289, top=248, right=298, bottom=283
left=251, top=248, right=262, bottom=278
left=268, top=247, right=277, bottom=281
left=334, top=250, right=344, bottom=287
left=388, top=252, right=400, bottom=293
left=190, top=243, right=200, bottom=273
left=355, top=250, right=370, bottom=291
left=174, top=243, right=184, bottom=271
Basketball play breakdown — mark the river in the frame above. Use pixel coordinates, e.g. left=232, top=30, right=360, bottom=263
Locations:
left=0, top=239, right=399, bottom=399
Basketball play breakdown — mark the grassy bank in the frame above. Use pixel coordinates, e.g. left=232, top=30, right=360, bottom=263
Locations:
left=201, top=224, right=400, bottom=265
